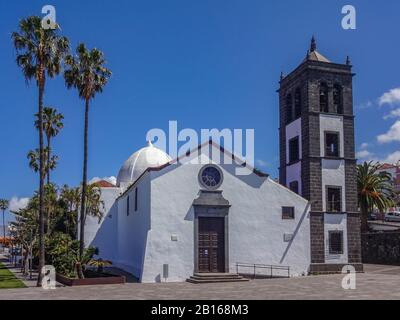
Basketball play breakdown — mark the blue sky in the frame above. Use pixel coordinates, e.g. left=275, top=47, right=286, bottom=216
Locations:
left=1, top=0, right=400, bottom=221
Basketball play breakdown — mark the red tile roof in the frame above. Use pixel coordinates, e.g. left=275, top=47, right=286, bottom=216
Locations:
left=92, top=180, right=117, bottom=188
left=380, top=163, right=398, bottom=170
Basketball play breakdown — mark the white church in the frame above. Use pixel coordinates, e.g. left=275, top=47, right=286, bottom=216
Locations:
left=86, top=140, right=311, bottom=283
left=85, top=38, right=363, bottom=283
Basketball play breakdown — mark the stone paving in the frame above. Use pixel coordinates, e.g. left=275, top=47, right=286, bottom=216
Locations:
left=0, top=264, right=400, bottom=300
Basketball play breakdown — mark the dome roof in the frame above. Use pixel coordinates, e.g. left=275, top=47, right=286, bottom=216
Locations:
left=117, top=142, right=172, bottom=188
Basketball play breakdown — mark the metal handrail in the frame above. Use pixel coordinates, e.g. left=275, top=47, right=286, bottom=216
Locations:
left=236, top=262, right=290, bottom=279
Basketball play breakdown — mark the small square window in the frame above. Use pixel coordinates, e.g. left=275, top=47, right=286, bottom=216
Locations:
left=329, top=231, right=344, bottom=255
left=282, top=207, right=295, bottom=220
left=325, top=132, right=340, bottom=158
left=326, top=187, right=342, bottom=212
left=289, top=137, right=300, bottom=164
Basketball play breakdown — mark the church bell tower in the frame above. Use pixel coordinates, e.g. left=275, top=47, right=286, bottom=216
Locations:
left=278, top=37, right=363, bottom=272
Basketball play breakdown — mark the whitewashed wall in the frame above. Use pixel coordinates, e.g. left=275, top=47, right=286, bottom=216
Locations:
left=85, top=187, right=120, bottom=262
left=140, top=144, right=311, bottom=283
left=319, top=114, right=346, bottom=214
left=115, top=173, right=151, bottom=280
left=319, top=114, right=344, bottom=158
left=321, top=159, right=346, bottom=212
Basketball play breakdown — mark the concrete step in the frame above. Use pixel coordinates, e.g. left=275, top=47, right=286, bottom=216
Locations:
left=193, top=273, right=242, bottom=278
left=187, top=277, right=249, bottom=284
left=187, top=273, right=249, bottom=284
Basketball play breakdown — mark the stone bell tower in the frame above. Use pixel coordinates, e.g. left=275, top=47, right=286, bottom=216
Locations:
left=278, top=37, right=363, bottom=272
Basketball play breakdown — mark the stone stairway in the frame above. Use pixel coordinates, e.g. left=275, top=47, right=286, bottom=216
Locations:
left=187, top=273, right=249, bottom=284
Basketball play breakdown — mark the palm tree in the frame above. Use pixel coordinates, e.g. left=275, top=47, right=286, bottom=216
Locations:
left=357, top=161, right=396, bottom=231
left=84, top=184, right=105, bottom=224
left=34, top=107, right=64, bottom=185
left=27, top=148, right=58, bottom=178
left=0, top=199, right=9, bottom=252
left=60, top=185, right=81, bottom=238
left=12, top=16, right=69, bottom=286
left=64, top=43, right=111, bottom=258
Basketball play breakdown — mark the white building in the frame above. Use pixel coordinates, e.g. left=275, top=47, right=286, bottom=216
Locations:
left=85, top=141, right=312, bottom=283
left=85, top=38, right=363, bottom=283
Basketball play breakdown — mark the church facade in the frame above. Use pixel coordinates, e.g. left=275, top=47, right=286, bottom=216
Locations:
left=84, top=38, right=362, bottom=283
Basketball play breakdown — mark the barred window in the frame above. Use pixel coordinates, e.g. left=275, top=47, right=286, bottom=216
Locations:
left=329, top=231, right=344, bottom=254
left=325, top=132, right=340, bottom=158
left=282, top=207, right=295, bottom=220
left=326, top=187, right=342, bottom=212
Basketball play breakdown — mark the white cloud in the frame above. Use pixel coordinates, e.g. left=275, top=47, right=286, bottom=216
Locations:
left=383, top=108, right=400, bottom=120
left=89, top=176, right=117, bottom=185
left=379, top=88, right=400, bottom=107
left=360, top=143, right=369, bottom=150
left=380, top=151, right=400, bottom=164
left=256, top=159, right=269, bottom=168
left=356, top=100, right=374, bottom=110
left=377, top=120, right=400, bottom=144
left=356, top=150, right=373, bottom=159
left=8, top=197, right=29, bottom=212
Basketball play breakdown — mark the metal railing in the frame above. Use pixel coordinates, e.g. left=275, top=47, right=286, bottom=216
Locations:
left=236, top=263, right=290, bottom=279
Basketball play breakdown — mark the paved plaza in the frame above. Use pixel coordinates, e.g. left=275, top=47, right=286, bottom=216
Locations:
left=0, top=264, right=399, bottom=300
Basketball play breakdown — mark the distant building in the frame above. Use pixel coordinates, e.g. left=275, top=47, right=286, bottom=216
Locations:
left=377, top=163, right=400, bottom=192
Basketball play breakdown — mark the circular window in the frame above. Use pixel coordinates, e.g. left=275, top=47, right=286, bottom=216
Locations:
left=199, top=165, right=223, bottom=190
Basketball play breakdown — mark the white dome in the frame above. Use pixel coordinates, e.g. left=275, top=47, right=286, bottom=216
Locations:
left=117, top=142, right=172, bottom=188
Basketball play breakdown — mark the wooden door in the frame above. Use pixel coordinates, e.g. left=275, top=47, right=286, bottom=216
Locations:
left=198, top=218, right=225, bottom=273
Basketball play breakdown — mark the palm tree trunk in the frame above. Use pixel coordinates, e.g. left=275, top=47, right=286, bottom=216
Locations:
left=76, top=262, right=85, bottom=279
left=37, top=76, right=46, bottom=287
left=79, top=99, right=90, bottom=258
left=46, top=136, right=51, bottom=235
left=46, top=136, right=51, bottom=185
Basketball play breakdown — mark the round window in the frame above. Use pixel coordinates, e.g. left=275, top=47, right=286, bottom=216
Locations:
left=199, top=165, right=223, bottom=190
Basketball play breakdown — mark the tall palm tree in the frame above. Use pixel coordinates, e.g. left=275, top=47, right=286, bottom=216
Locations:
left=35, top=107, right=64, bottom=185
left=0, top=199, right=9, bottom=252
left=12, top=16, right=69, bottom=286
left=357, top=161, right=396, bottom=231
left=64, top=43, right=111, bottom=258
